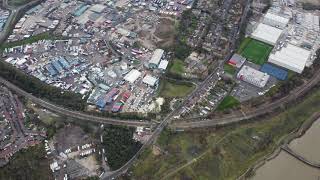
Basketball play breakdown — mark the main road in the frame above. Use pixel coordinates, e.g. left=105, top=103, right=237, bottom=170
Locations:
left=102, top=0, right=251, bottom=179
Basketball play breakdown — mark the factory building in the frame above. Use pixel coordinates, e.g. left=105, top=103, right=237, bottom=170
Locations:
left=263, top=11, right=290, bottom=29
left=124, top=69, right=141, bottom=83
left=251, top=23, right=283, bottom=45
left=142, top=75, right=158, bottom=87
left=158, top=60, right=169, bottom=71
left=268, top=44, right=311, bottom=73
left=149, top=49, right=164, bottom=68
left=111, top=102, right=123, bottom=112
left=237, top=65, right=270, bottom=88
left=105, top=88, right=120, bottom=104
left=228, top=54, right=246, bottom=68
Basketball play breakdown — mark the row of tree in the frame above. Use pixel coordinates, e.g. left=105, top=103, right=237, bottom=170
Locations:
left=0, top=61, right=86, bottom=110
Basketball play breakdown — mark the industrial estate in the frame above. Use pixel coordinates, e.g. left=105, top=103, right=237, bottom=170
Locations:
left=0, top=0, right=319, bottom=179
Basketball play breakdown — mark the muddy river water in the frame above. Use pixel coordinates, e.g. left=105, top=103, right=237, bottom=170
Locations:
left=250, top=118, right=320, bottom=180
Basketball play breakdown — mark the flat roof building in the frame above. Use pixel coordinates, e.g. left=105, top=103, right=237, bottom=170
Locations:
left=124, top=69, right=141, bottom=83
left=149, top=49, right=164, bottom=68
left=237, top=65, right=270, bottom=88
left=142, top=75, right=158, bottom=86
left=89, top=4, right=106, bottom=14
left=228, top=54, right=246, bottom=68
left=268, top=44, right=311, bottom=73
left=263, top=12, right=290, bottom=29
left=251, top=23, right=283, bottom=45
left=158, top=60, right=169, bottom=70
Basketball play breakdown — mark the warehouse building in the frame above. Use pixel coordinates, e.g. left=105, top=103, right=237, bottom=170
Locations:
left=251, top=23, right=283, bottom=45
left=124, top=69, right=141, bottom=83
left=149, top=49, right=164, bottom=68
left=228, top=54, right=246, bottom=68
left=142, top=75, right=158, bottom=86
left=158, top=60, right=169, bottom=71
left=237, top=65, right=270, bottom=88
left=268, top=44, right=311, bottom=73
left=263, top=11, right=290, bottom=29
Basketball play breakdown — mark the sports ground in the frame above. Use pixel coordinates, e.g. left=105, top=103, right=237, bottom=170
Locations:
left=237, top=38, right=273, bottom=65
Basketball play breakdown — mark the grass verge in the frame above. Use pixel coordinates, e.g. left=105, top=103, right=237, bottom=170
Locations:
left=217, top=95, right=240, bottom=111
left=158, top=79, right=195, bottom=98
left=223, top=64, right=237, bottom=75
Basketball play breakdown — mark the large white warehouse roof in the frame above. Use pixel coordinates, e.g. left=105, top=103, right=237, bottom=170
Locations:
left=149, top=49, right=164, bottom=67
left=124, top=69, right=141, bottom=83
left=268, top=44, right=311, bottom=73
left=251, top=23, right=283, bottom=45
left=142, top=75, right=158, bottom=86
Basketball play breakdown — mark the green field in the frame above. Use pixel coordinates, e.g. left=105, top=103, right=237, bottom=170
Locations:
left=238, top=38, right=273, bottom=65
left=224, top=64, right=237, bottom=75
left=169, top=59, right=185, bottom=76
left=217, top=96, right=240, bottom=111
left=132, top=86, right=320, bottom=180
left=158, top=79, right=195, bottom=98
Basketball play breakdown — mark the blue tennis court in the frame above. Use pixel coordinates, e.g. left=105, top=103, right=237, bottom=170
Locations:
left=260, top=63, right=288, bottom=80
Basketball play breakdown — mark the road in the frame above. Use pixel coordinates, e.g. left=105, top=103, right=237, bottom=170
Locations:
left=171, top=65, right=320, bottom=129
left=102, top=0, right=251, bottom=179
left=0, top=77, right=150, bottom=127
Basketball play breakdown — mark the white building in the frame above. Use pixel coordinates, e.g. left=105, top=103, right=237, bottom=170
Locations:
left=268, top=44, right=311, bottom=73
left=237, top=65, right=270, bottom=88
left=263, top=11, right=290, bottom=29
left=124, top=69, right=141, bottom=83
left=149, top=49, right=164, bottom=68
left=251, top=23, right=283, bottom=45
left=142, top=75, right=158, bottom=86
left=158, top=60, right=169, bottom=70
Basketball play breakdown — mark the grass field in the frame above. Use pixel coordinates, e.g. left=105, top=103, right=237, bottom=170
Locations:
left=238, top=38, right=273, bottom=65
left=158, top=79, right=195, bottom=98
left=217, top=96, right=240, bottom=111
left=224, top=64, right=237, bottom=75
left=132, top=87, right=320, bottom=180
left=169, top=59, right=185, bottom=76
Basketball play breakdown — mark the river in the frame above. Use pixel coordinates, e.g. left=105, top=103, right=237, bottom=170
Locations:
left=250, top=118, right=320, bottom=180
left=251, top=151, right=320, bottom=180
left=289, top=119, right=320, bottom=163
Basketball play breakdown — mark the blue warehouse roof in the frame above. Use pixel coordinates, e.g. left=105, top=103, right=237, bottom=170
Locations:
left=52, top=60, right=63, bottom=73
left=45, top=64, right=57, bottom=76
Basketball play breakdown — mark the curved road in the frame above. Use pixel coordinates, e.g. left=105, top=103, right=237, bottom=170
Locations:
left=0, top=77, right=150, bottom=127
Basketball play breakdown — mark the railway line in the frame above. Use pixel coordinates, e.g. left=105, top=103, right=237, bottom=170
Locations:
left=0, top=77, right=150, bottom=127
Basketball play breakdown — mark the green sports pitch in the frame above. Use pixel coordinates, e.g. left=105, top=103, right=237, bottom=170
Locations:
left=238, top=38, right=273, bottom=65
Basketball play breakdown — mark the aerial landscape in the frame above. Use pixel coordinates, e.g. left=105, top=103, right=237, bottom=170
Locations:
left=0, top=0, right=319, bottom=179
